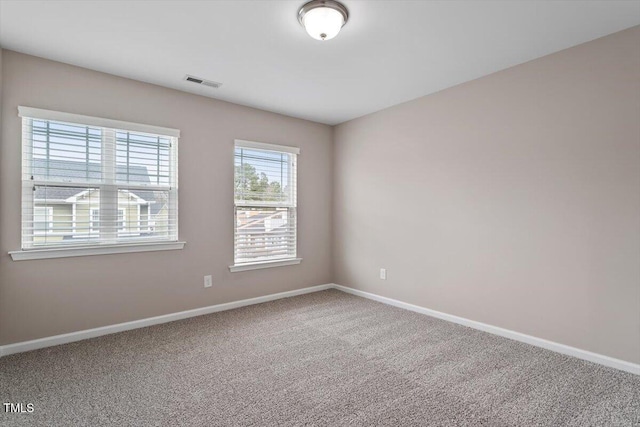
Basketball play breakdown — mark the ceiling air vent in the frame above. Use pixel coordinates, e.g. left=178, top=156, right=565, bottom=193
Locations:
left=184, top=75, right=222, bottom=89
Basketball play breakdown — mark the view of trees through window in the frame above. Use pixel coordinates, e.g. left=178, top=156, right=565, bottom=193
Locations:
left=234, top=163, right=286, bottom=202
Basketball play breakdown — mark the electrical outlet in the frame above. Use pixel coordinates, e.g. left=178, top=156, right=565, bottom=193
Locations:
left=204, top=275, right=213, bottom=288
left=380, top=268, right=387, bottom=280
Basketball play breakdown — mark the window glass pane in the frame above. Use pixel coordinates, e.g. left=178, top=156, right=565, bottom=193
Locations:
left=32, top=185, right=101, bottom=246
left=116, top=131, right=171, bottom=186
left=234, top=148, right=292, bottom=204
left=117, top=189, right=172, bottom=241
left=33, top=207, right=52, bottom=232
left=234, top=206, right=296, bottom=264
left=31, top=120, right=102, bottom=182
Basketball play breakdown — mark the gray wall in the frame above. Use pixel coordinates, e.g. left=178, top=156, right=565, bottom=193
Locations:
left=0, top=50, right=333, bottom=345
left=333, top=26, right=640, bottom=364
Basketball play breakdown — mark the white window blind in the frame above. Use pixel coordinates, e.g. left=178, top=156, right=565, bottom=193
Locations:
left=19, top=107, right=179, bottom=250
left=234, top=140, right=299, bottom=266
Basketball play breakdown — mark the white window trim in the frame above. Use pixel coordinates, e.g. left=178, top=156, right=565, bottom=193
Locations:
left=9, top=241, right=186, bottom=261
left=234, top=139, right=300, bottom=155
left=18, top=107, right=180, bottom=138
left=229, top=257, right=302, bottom=272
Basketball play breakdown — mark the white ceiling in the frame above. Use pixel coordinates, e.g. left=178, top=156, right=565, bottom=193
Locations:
left=0, top=1, right=638, bottom=125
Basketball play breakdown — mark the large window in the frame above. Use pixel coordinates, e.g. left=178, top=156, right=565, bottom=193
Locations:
left=18, top=107, right=179, bottom=252
left=233, top=140, right=299, bottom=269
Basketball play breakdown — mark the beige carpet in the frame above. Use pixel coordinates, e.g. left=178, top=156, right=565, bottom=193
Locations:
left=1, top=289, right=638, bottom=426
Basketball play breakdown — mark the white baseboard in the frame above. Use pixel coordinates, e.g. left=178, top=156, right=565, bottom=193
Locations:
left=2, top=282, right=638, bottom=376
left=332, top=284, right=639, bottom=375
left=0, top=284, right=332, bottom=358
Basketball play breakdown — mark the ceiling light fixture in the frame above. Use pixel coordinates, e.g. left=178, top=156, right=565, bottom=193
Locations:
left=298, top=0, right=349, bottom=41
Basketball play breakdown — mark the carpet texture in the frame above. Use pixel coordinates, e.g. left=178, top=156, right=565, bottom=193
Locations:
left=1, top=289, right=638, bottom=426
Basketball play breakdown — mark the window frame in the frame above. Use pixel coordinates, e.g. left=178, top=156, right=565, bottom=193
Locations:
left=230, top=139, right=301, bottom=272
left=9, top=107, right=185, bottom=261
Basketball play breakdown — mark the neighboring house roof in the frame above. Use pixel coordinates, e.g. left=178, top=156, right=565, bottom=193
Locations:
left=32, top=159, right=163, bottom=214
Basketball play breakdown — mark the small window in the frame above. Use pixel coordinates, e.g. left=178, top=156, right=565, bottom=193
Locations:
left=90, top=208, right=100, bottom=233
left=33, top=206, right=53, bottom=234
left=233, top=140, right=299, bottom=267
left=117, top=209, right=126, bottom=233
left=19, top=107, right=179, bottom=250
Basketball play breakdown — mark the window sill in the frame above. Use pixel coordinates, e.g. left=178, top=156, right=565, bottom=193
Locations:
left=229, top=258, right=302, bottom=272
left=9, top=241, right=186, bottom=261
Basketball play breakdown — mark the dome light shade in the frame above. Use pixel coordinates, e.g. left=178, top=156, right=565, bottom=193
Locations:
left=303, top=7, right=343, bottom=40
left=298, top=0, right=349, bottom=41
